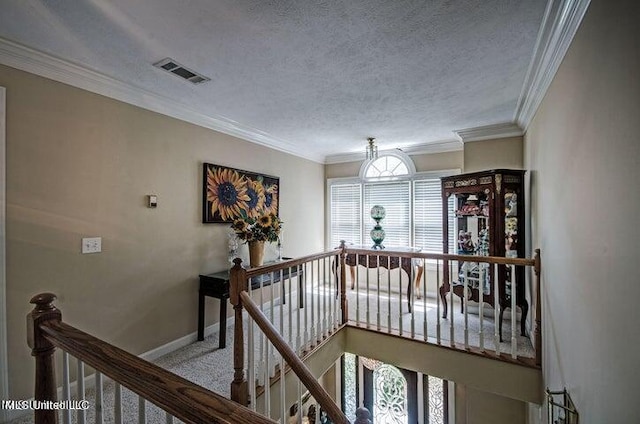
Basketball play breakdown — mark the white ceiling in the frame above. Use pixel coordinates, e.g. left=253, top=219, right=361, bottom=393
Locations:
left=0, top=0, right=550, bottom=162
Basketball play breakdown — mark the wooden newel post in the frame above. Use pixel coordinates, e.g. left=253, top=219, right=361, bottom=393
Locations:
left=339, top=240, right=348, bottom=324
left=534, top=249, right=542, bottom=367
left=229, top=258, right=249, bottom=406
left=27, top=293, right=62, bottom=424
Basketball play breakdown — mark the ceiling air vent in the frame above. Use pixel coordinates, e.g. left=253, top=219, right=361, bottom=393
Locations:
left=153, top=58, right=210, bottom=84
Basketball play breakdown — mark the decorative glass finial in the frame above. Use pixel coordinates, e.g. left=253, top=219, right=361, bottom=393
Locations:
left=370, top=205, right=386, bottom=249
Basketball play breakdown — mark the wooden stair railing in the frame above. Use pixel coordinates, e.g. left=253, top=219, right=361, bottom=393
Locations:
left=229, top=247, right=350, bottom=424
left=27, top=293, right=276, bottom=424
left=239, top=291, right=349, bottom=424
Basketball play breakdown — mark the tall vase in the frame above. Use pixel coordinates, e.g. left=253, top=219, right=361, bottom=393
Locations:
left=248, top=240, right=265, bottom=267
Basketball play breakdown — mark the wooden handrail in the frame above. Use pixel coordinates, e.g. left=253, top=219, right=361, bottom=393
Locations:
left=344, top=247, right=536, bottom=267
left=28, top=294, right=276, bottom=424
left=239, top=290, right=349, bottom=424
left=245, top=249, right=339, bottom=278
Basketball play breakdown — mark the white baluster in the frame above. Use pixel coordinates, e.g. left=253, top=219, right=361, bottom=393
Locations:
left=423, top=259, right=428, bottom=342
left=296, top=267, right=302, bottom=354
left=248, top=315, right=256, bottom=410
left=436, top=260, right=441, bottom=344
left=387, top=258, right=392, bottom=332
left=114, top=383, right=122, bottom=424
left=138, top=396, right=145, bottom=424
left=311, top=260, right=317, bottom=346
left=334, top=256, right=341, bottom=331
left=303, top=263, right=309, bottom=352
left=410, top=257, right=415, bottom=340
left=463, top=263, right=469, bottom=350
left=399, top=262, right=403, bottom=336
left=366, top=255, right=371, bottom=329
left=95, top=372, right=103, bottom=424
left=479, top=263, right=485, bottom=352
left=322, top=257, right=328, bottom=338
left=247, top=275, right=262, bottom=390
left=511, top=264, right=518, bottom=359
left=265, top=338, right=271, bottom=418
left=356, top=256, right=360, bottom=325
left=62, top=351, right=71, bottom=424
left=280, top=268, right=285, bottom=347
left=376, top=255, right=381, bottom=331
left=288, top=270, right=293, bottom=349
left=77, top=360, right=86, bottom=424
left=280, top=356, right=286, bottom=423
left=450, top=260, right=455, bottom=347
left=271, top=271, right=277, bottom=371
left=297, top=379, right=303, bottom=423
left=494, top=263, right=501, bottom=356
left=328, top=257, right=335, bottom=332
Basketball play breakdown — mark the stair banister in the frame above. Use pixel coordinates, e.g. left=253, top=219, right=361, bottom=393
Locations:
left=27, top=293, right=276, bottom=424
left=238, top=291, right=349, bottom=424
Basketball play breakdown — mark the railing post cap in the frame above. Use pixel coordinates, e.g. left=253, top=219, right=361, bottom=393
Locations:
left=30, top=293, right=57, bottom=310
left=355, top=406, right=372, bottom=423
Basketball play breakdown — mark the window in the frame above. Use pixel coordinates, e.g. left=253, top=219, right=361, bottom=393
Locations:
left=365, top=155, right=410, bottom=179
left=342, top=353, right=448, bottom=423
left=328, top=151, right=457, bottom=252
left=374, top=364, right=409, bottom=423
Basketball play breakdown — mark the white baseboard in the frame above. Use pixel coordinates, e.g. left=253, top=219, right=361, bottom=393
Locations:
left=139, top=321, right=222, bottom=362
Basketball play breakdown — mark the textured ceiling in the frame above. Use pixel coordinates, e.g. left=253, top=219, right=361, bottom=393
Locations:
left=0, top=0, right=548, bottom=162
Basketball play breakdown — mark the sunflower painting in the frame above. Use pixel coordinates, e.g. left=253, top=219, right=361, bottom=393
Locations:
left=202, top=163, right=280, bottom=223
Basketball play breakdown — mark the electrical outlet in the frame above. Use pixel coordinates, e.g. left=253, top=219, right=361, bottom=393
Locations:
left=82, top=237, right=102, bottom=254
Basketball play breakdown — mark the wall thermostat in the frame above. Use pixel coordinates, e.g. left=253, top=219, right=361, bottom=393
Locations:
left=147, top=195, right=158, bottom=208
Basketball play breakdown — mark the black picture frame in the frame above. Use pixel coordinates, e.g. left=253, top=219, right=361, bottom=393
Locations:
left=202, top=163, right=280, bottom=223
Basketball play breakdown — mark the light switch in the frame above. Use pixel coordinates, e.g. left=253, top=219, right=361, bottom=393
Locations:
left=82, top=237, right=102, bottom=254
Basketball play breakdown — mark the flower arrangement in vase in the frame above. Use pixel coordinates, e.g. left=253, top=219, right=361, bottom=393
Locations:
left=231, top=213, right=282, bottom=267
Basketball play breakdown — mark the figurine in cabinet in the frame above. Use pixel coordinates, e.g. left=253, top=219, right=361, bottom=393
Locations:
left=440, top=169, right=528, bottom=341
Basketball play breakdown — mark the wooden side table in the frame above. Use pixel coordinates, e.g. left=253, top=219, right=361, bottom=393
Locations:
left=198, top=260, right=300, bottom=348
left=345, top=246, right=422, bottom=312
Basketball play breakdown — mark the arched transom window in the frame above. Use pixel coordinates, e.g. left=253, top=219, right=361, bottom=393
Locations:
left=360, top=150, right=416, bottom=180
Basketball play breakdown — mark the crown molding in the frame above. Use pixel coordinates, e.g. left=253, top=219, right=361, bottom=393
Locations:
left=454, top=122, right=523, bottom=143
left=324, top=139, right=462, bottom=165
left=514, top=0, right=591, bottom=131
left=0, top=37, right=325, bottom=163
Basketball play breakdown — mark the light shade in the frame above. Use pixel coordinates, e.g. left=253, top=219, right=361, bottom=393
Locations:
left=366, top=137, right=378, bottom=160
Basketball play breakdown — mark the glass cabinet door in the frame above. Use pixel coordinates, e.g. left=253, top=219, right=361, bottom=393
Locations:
left=454, top=192, right=490, bottom=295
left=504, top=190, right=518, bottom=258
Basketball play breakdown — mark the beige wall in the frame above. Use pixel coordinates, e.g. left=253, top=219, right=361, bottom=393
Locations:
left=0, top=64, right=325, bottom=400
left=455, top=385, right=525, bottom=424
left=524, top=0, right=640, bottom=422
left=463, top=136, right=523, bottom=173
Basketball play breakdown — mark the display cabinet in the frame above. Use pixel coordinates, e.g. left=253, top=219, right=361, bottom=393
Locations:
left=439, top=169, right=527, bottom=340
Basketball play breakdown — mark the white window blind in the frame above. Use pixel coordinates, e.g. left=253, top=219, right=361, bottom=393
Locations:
left=330, top=183, right=362, bottom=248
left=363, top=181, right=411, bottom=247
left=413, top=179, right=455, bottom=253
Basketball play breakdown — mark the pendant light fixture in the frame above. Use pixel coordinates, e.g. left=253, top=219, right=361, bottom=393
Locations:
left=366, top=137, right=378, bottom=161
